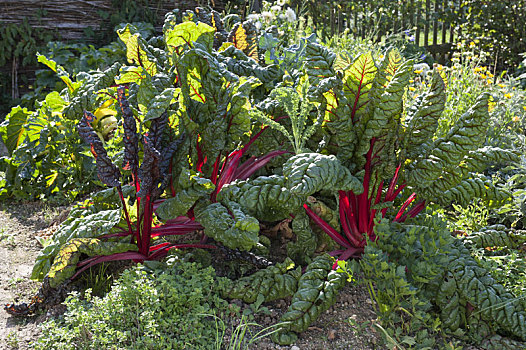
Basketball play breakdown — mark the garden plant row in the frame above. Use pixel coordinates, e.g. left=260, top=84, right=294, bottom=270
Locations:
left=2, top=6, right=526, bottom=349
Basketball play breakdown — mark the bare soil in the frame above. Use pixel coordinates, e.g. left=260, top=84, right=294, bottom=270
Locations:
left=0, top=202, right=58, bottom=350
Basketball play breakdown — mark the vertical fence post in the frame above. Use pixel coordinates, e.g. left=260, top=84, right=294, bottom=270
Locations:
left=441, top=0, right=447, bottom=44
left=416, top=0, right=421, bottom=46
left=424, top=0, right=430, bottom=46
left=338, top=4, right=342, bottom=35
left=433, top=0, right=439, bottom=46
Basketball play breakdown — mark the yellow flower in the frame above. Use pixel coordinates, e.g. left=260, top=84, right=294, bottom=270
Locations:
left=523, top=106, right=526, bottom=112
left=409, top=80, right=414, bottom=83
left=498, top=84, right=506, bottom=88
left=469, top=41, right=476, bottom=48
left=409, top=87, right=416, bottom=91
left=479, top=73, right=487, bottom=79
left=414, top=69, right=423, bottom=74
left=436, top=64, right=443, bottom=71
left=486, top=79, right=492, bottom=85
left=513, top=116, right=520, bottom=122
left=504, top=93, right=513, bottom=99
left=378, top=54, right=384, bottom=60
left=487, top=72, right=494, bottom=78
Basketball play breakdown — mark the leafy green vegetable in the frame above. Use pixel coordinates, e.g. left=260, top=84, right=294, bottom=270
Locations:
left=31, top=208, right=122, bottom=281
left=271, top=254, right=347, bottom=345
left=156, top=169, right=215, bottom=221
left=47, top=238, right=138, bottom=288
left=217, top=175, right=304, bottom=221
left=194, top=200, right=259, bottom=251
left=220, top=258, right=301, bottom=303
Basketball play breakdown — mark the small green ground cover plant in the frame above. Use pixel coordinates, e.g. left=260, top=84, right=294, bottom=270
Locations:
left=34, top=257, right=231, bottom=350
left=3, top=5, right=526, bottom=350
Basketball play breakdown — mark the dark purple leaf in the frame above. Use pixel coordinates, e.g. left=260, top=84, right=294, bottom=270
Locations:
left=117, top=86, right=139, bottom=173
left=148, top=111, right=168, bottom=150
left=78, top=111, right=121, bottom=187
left=137, top=135, right=161, bottom=198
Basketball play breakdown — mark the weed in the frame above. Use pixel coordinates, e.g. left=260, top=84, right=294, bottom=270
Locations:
left=6, top=330, right=19, bottom=349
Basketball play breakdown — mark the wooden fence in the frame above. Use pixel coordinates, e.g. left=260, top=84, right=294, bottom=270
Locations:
left=317, top=0, right=463, bottom=62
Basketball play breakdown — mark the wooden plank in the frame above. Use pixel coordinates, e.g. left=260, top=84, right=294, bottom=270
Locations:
left=424, top=0, right=430, bottom=46
left=416, top=0, right=421, bottom=46
left=338, top=5, right=342, bottom=34
left=442, top=0, right=447, bottom=44
left=330, top=5, right=335, bottom=37
left=410, top=0, right=415, bottom=28
left=433, top=0, right=439, bottom=46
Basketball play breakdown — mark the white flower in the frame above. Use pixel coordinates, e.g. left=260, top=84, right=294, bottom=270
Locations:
left=284, top=7, right=296, bottom=22
left=261, top=11, right=274, bottom=23
left=247, top=14, right=260, bottom=22
left=254, top=21, right=262, bottom=31
left=277, top=0, right=286, bottom=6
left=270, top=5, right=281, bottom=13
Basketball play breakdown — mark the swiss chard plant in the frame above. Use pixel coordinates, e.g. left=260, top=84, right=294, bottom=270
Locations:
left=297, top=46, right=517, bottom=261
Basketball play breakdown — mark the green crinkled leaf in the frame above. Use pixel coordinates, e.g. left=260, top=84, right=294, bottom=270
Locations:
left=354, top=59, right=412, bottom=171
left=226, top=76, right=261, bottom=141
left=47, top=238, right=137, bottom=288
left=403, top=70, right=446, bottom=158
left=442, top=240, right=526, bottom=340
left=433, top=174, right=511, bottom=207
left=287, top=210, right=317, bottom=265
left=31, top=208, right=122, bottom=281
left=156, top=169, right=215, bottom=221
left=431, top=93, right=490, bottom=168
left=217, top=175, right=305, bottom=222
left=436, top=271, right=463, bottom=331
left=115, top=66, right=146, bottom=85
left=220, top=258, right=301, bottom=303
left=305, top=196, right=340, bottom=252
left=305, top=41, right=336, bottom=89
left=272, top=254, right=347, bottom=345
left=0, top=106, right=32, bottom=154
left=219, top=45, right=281, bottom=87
left=144, top=88, right=178, bottom=121
left=64, top=63, right=121, bottom=120
left=283, top=153, right=363, bottom=196
left=463, top=225, right=526, bottom=249
left=194, top=200, right=259, bottom=251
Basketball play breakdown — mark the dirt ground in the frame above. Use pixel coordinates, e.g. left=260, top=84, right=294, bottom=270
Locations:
left=0, top=202, right=56, bottom=350
left=0, top=201, right=388, bottom=350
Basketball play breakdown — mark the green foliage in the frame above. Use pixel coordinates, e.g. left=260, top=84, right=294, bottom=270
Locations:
left=31, top=207, right=122, bottom=281
left=463, top=225, right=526, bottom=249
left=271, top=254, right=347, bottom=345
left=219, top=258, right=301, bottom=303
left=34, top=258, right=230, bottom=350
left=365, top=214, right=526, bottom=346
left=282, top=152, right=363, bottom=196
left=252, top=79, right=322, bottom=154
left=218, top=175, right=304, bottom=222
left=156, top=169, right=215, bottom=221
left=47, top=238, right=137, bottom=288
left=0, top=92, right=99, bottom=201
left=194, top=200, right=259, bottom=251
left=286, top=210, right=318, bottom=264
